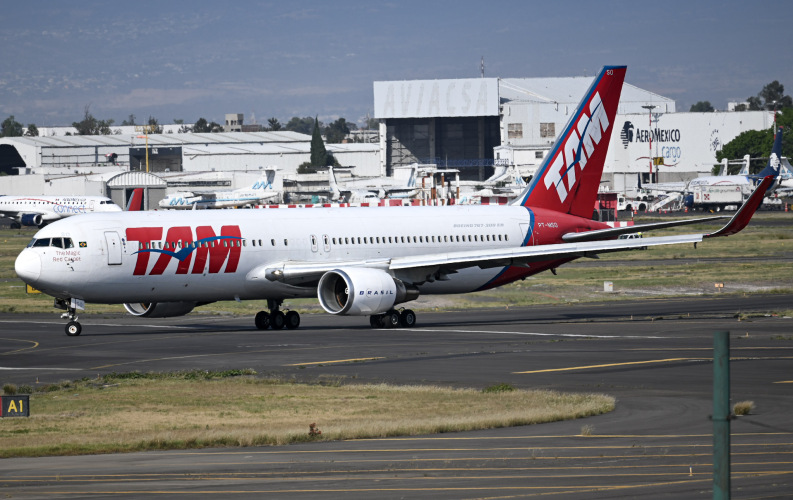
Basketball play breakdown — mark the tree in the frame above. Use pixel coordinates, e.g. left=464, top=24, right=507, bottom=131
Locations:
left=747, top=81, right=792, bottom=111
left=72, top=105, right=115, bottom=135
left=747, top=96, right=763, bottom=111
left=759, top=81, right=793, bottom=109
left=121, top=114, right=137, bottom=126
left=193, top=118, right=210, bottom=133
left=1, top=115, right=24, bottom=137
left=310, top=116, right=329, bottom=167
left=25, top=124, right=39, bottom=137
left=284, top=116, right=315, bottom=135
left=267, top=117, right=282, bottom=131
left=689, top=101, right=714, bottom=112
left=325, top=117, right=351, bottom=143
left=146, top=116, right=163, bottom=134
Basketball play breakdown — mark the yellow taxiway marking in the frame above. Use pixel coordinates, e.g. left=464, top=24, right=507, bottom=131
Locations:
left=514, top=356, right=793, bottom=374
left=513, top=358, right=699, bottom=374
left=285, top=357, right=384, bottom=366
left=774, top=380, right=793, bottom=384
left=0, top=337, right=39, bottom=355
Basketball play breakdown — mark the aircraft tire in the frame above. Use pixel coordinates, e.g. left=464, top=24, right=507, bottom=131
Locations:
left=285, top=310, right=300, bottom=330
left=384, top=310, right=401, bottom=328
left=254, top=311, right=270, bottom=330
left=271, top=310, right=286, bottom=330
left=369, top=315, right=384, bottom=328
left=399, top=309, right=416, bottom=328
left=65, top=321, right=82, bottom=336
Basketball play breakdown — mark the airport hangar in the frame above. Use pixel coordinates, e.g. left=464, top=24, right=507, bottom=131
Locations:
left=0, top=74, right=775, bottom=206
left=374, top=76, right=774, bottom=191
left=0, top=131, right=379, bottom=209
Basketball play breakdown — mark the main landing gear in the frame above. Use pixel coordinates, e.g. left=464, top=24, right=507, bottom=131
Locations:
left=369, top=308, right=416, bottom=329
left=255, top=299, right=300, bottom=331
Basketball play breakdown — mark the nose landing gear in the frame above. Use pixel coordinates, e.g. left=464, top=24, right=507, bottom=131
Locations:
left=55, top=298, right=83, bottom=336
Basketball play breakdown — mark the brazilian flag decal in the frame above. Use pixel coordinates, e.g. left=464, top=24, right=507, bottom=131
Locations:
left=79, top=242, right=87, bottom=248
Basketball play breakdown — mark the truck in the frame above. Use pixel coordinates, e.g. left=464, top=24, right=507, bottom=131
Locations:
left=685, top=184, right=749, bottom=212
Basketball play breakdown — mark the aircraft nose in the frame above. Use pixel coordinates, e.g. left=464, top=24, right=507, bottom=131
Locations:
left=15, top=250, right=41, bottom=284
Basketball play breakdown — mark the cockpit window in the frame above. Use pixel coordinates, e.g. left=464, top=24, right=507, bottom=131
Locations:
left=27, top=237, right=75, bottom=248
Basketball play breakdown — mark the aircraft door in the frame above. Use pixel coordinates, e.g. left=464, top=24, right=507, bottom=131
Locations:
left=310, top=235, right=319, bottom=253
left=89, top=200, right=95, bottom=212
left=323, top=234, right=331, bottom=253
left=104, top=231, right=122, bottom=265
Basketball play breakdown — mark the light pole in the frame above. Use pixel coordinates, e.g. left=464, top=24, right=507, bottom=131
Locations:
left=642, top=105, right=656, bottom=182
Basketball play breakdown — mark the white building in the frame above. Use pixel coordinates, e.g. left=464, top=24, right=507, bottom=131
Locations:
left=374, top=74, right=773, bottom=189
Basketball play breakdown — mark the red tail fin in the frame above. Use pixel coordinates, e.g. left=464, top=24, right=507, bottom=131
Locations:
left=126, top=188, right=144, bottom=211
left=514, top=66, right=626, bottom=217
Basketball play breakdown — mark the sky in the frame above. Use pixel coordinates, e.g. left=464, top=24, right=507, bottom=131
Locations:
left=1, top=0, right=791, bottom=128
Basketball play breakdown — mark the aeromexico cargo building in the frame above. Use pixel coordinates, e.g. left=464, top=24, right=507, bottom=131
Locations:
left=373, top=76, right=773, bottom=192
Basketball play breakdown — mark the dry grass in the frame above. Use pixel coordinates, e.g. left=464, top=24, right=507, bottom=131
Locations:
left=0, top=374, right=615, bottom=458
left=733, top=400, right=755, bottom=416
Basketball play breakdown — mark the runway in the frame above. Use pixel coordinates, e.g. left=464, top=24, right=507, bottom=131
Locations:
left=2, top=294, right=792, bottom=498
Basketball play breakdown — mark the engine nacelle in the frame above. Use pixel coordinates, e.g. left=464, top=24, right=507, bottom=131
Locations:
left=20, top=213, right=43, bottom=227
left=317, top=268, right=419, bottom=316
left=123, top=301, right=197, bottom=318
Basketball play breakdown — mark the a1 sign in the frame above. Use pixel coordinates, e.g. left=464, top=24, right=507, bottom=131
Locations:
left=1, top=395, right=30, bottom=417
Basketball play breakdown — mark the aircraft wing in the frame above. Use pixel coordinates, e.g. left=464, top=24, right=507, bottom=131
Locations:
left=259, top=176, right=773, bottom=287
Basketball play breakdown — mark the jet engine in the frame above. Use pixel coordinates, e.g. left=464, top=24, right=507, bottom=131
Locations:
left=123, top=301, right=197, bottom=318
left=20, top=214, right=43, bottom=227
left=317, top=268, right=418, bottom=316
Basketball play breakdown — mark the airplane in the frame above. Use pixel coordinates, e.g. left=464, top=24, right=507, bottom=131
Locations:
left=158, top=168, right=281, bottom=209
left=13, top=66, right=776, bottom=337
left=0, top=195, right=122, bottom=229
left=641, top=128, right=784, bottom=195
left=328, top=165, right=419, bottom=203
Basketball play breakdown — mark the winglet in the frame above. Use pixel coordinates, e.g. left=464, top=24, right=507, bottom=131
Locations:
left=705, top=175, right=773, bottom=238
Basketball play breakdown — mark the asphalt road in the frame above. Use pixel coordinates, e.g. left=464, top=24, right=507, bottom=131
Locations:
left=1, top=294, right=792, bottom=498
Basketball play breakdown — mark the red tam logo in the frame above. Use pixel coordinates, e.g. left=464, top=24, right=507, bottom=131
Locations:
left=126, top=225, right=242, bottom=276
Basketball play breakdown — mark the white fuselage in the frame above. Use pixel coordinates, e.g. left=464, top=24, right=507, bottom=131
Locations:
left=0, top=195, right=122, bottom=224
left=16, top=205, right=536, bottom=305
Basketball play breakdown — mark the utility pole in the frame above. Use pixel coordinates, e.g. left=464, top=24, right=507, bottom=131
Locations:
left=642, top=105, right=656, bottom=182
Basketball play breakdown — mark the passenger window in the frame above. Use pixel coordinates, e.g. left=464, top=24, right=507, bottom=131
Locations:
left=271, top=239, right=276, bottom=246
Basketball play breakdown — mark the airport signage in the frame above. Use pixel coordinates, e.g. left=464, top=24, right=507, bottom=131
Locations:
left=1, top=395, right=30, bottom=417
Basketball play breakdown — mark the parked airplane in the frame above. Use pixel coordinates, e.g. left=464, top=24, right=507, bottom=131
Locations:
left=14, top=66, right=775, bottom=336
left=159, top=168, right=281, bottom=209
left=642, top=127, right=783, bottom=195
left=0, top=195, right=122, bottom=229
left=328, top=165, right=419, bottom=202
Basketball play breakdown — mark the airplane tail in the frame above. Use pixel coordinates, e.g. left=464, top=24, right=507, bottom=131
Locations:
left=756, top=127, right=783, bottom=178
left=126, top=188, right=144, bottom=211
left=328, top=166, right=343, bottom=201
left=512, top=66, right=626, bottom=217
